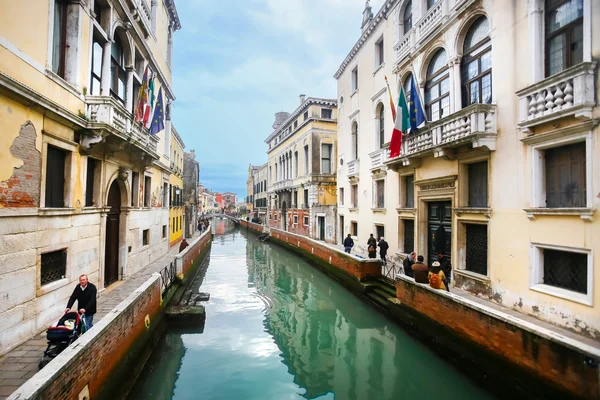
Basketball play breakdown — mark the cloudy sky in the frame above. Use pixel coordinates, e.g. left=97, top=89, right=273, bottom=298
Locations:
left=172, top=0, right=383, bottom=199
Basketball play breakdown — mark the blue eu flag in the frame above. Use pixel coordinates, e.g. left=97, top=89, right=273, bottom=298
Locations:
left=150, top=87, right=165, bottom=135
left=409, top=76, right=426, bottom=134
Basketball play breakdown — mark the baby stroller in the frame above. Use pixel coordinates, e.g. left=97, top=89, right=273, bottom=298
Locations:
left=38, top=312, right=86, bottom=369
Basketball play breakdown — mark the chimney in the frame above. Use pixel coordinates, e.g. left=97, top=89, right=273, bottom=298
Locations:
left=299, top=94, right=306, bottom=104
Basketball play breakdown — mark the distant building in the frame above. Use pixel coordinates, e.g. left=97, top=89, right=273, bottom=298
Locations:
left=222, top=192, right=237, bottom=210
left=246, top=164, right=261, bottom=212
left=253, top=163, right=269, bottom=222
left=169, top=126, right=185, bottom=247
left=183, top=150, right=200, bottom=237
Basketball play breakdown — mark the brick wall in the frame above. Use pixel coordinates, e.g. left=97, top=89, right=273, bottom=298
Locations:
left=394, top=276, right=600, bottom=399
left=286, top=208, right=310, bottom=237
left=9, top=275, right=163, bottom=400
left=268, top=210, right=280, bottom=229
left=181, top=230, right=212, bottom=278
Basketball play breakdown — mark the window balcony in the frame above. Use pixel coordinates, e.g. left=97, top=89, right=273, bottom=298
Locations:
left=369, top=147, right=389, bottom=171
left=85, top=95, right=158, bottom=153
left=126, top=0, right=153, bottom=37
left=385, top=104, right=497, bottom=167
left=273, top=179, right=294, bottom=192
left=517, top=62, right=596, bottom=132
left=347, top=159, right=359, bottom=178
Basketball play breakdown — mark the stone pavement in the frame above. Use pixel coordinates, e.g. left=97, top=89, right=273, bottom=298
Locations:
left=0, top=232, right=201, bottom=399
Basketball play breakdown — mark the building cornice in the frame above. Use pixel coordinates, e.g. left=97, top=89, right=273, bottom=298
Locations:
left=334, top=0, right=399, bottom=80
left=171, top=125, right=185, bottom=148
left=164, top=0, right=182, bottom=31
left=264, top=97, right=337, bottom=144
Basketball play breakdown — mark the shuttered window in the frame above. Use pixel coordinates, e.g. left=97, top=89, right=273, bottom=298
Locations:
left=468, top=161, right=488, bottom=207
left=45, top=145, right=66, bottom=208
left=403, top=219, right=414, bottom=253
left=405, top=175, right=414, bottom=208
left=545, top=143, right=586, bottom=207
left=85, top=158, right=96, bottom=207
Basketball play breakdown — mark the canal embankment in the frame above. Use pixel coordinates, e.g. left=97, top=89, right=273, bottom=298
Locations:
left=240, top=219, right=600, bottom=399
left=6, top=228, right=212, bottom=400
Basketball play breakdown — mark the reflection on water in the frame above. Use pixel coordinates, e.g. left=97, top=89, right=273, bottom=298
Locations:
left=128, top=225, right=495, bottom=400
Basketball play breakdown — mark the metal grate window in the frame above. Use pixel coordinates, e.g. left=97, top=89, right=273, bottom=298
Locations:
left=465, top=224, right=488, bottom=275
left=403, top=219, right=414, bottom=254
left=41, top=249, right=66, bottom=285
left=543, top=249, right=587, bottom=294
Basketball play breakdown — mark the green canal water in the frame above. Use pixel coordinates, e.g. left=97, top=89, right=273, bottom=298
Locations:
left=128, top=221, right=495, bottom=400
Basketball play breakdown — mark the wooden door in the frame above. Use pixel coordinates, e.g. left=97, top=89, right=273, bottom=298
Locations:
left=428, top=201, right=452, bottom=267
left=339, top=216, right=344, bottom=244
left=319, top=216, right=325, bottom=240
left=104, top=181, right=121, bottom=286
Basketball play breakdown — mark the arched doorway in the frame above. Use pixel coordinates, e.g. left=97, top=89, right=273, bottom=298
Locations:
left=105, top=180, right=121, bottom=286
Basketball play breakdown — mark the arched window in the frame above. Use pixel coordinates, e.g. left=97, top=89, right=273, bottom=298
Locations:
left=403, top=1, right=412, bottom=34
left=402, top=73, right=413, bottom=103
left=425, top=49, right=450, bottom=121
left=545, top=0, right=583, bottom=77
left=351, top=122, right=358, bottom=160
left=111, top=35, right=127, bottom=103
left=376, top=103, right=385, bottom=149
left=461, top=16, right=492, bottom=106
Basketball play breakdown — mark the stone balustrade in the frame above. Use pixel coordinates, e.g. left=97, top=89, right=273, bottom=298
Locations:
left=369, top=147, right=389, bottom=171
left=273, top=179, right=294, bottom=191
left=517, top=62, right=596, bottom=131
left=347, top=159, right=359, bottom=177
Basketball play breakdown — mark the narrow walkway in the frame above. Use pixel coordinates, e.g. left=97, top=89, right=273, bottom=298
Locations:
left=0, top=232, right=201, bottom=399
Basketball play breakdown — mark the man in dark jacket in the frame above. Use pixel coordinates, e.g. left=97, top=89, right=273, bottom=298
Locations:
left=367, top=234, right=377, bottom=259
left=343, top=234, right=354, bottom=253
left=438, top=252, right=452, bottom=285
left=412, top=255, right=429, bottom=283
left=377, top=237, right=389, bottom=265
left=403, top=252, right=416, bottom=277
left=65, top=274, right=97, bottom=329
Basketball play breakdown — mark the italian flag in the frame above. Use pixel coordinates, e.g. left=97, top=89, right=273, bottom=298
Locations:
left=389, top=87, right=410, bottom=159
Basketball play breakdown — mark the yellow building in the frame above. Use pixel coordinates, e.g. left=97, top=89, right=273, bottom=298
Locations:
left=266, top=96, right=338, bottom=243
left=169, top=126, right=184, bottom=247
left=0, top=0, right=181, bottom=353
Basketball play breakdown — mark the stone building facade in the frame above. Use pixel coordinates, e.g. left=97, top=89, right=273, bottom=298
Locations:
left=169, top=126, right=184, bottom=247
left=266, top=96, right=338, bottom=243
left=0, top=0, right=181, bottom=353
left=183, top=150, right=199, bottom=238
left=253, top=163, right=269, bottom=222
left=335, top=0, right=599, bottom=338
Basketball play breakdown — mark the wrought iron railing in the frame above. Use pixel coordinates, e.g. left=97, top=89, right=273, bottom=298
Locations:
left=382, top=262, right=401, bottom=282
left=159, top=261, right=177, bottom=295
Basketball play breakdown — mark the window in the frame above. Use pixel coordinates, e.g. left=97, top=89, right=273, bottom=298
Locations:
left=339, top=188, right=344, bottom=205
left=52, top=0, right=68, bottom=78
left=110, top=35, right=127, bottom=103
left=545, top=142, right=585, bottom=207
left=465, top=224, right=488, bottom=275
left=163, top=183, right=168, bottom=207
left=468, top=161, right=488, bottom=207
left=294, top=152, right=299, bottom=178
left=462, top=17, right=492, bottom=106
left=293, top=215, right=298, bottom=224
left=545, top=0, right=583, bottom=77
left=351, top=184, right=358, bottom=208
left=303, top=111, right=309, bottom=121
left=403, top=1, right=412, bottom=34
left=375, top=36, right=384, bottom=66
left=403, top=219, right=414, bottom=253
left=351, top=67, right=358, bottom=92
left=163, top=225, right=167, bottom=238
left=293, top=191, right=298, bottom=208
left=376, top=225, right=385, bottom=240
left=428, top=0, right=437, bottom=8
left=403, top=74, right=412, bottom=104
left=351, top=221, right=358, bottom=236
left=294, top=121, right=298, bottom=129
left=45, top=145, right=66, bottom=208
left=304, top=216, right=309, bottom=226
left=41, top=249, right=67, bottom=285
left=93, top=0, right=103, bottom=24
left=274, top=213, right=278, bottom=221
left=321, top=144, right=332, bottom=174
left=131, top=172, right=139, bottom=206
left=90, top=39, right=103, bottom=95
left=321, top=109, right=333, bottom=119
left=143, top=229, right=149, bottom=246
left=144, top=176, right=151, bottom=207
left=85, top=158, right=96, bottom=207
left=304, top=145, right=309, bottom=174
left=375, top=180, right=385, bottom=208
left=425, top=49, right=450, bottom=122
left=304, top=189, right=309, bottom=208
left=377, top=103, right=385, bottom=148
left=351, top=122, right=358, bottom=160
left=404, top=175, right=415, bottom=208
left=542, top=248, right=587, bottom=294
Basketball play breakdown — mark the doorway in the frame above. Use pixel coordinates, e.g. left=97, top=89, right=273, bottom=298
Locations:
left=105, top=180, right=121, bottom=286
left=339, top=215, right=344, bottom=244
left=282, top=201, right=287, bottom=231
left=427, top=201, right=452, bottom=267
left=318, top=216, right=325, bottom=241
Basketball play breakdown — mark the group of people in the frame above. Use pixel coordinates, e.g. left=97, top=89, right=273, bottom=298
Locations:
left=343, top=233, right=389, bottom=265
left=197, top=218, right=209, bottom=232
left=404, top=251, right=452, bottom=292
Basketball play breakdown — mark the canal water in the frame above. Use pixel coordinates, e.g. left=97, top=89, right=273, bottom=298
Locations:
left=128, top=220, right=495, bottom=400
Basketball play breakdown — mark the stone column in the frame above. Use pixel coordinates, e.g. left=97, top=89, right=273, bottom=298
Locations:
left=528, top=0, right=544, bottom=83
left=126, top=67, right=134, bottom=113
left=100, top=40, right=112, bottom=96
left=98, top=211, right=108, bottom=291
left=450, top=57, right=462, bottom=112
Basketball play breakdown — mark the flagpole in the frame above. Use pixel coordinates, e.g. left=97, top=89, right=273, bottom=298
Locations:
left=384, top=75, right=397, bottom=123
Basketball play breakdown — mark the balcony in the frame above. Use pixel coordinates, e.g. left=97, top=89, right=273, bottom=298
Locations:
left=273, top=179, right=294, bottom=192
left=126, top=0, right=153, bottom=37
left=347, top=159, right=359, bottom=178
left=85, top=95, right=158, bottom=153
left=517, top=62, right=596, bottom=132
left=369, top=147, right=389, bottom=171
left=386, top=104, right=497, bottom=167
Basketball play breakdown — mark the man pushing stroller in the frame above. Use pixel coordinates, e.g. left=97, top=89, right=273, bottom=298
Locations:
left=65, top=274, right=97, bottom=329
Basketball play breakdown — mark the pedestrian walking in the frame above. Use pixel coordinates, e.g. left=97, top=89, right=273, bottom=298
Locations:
left=343, top=234, right=354, bottom=254
left=367, top=234, right=377, bottom=259
left=378, top=237, right=389, bottom=265
left=65, top=274, right=97, bottom=329
left=438, top=252, right=452, bottom=286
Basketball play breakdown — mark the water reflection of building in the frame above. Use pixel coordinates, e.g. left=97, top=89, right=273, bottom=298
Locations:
left=249, top=239, right=401, bottom=400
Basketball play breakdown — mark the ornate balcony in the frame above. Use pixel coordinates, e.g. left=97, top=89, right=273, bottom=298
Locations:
left=386, top=104, right=497, bottom=167
left=85, top=95, right=158, bottom=153
left=517, top=62, right=596, bottom=132
left=347, top=159, right=359, bottom=178
left=126, top=0, right=153, bottom=37
left=273, top=179, right=294, bottom=192
left=369, top=147, right=389, bottom=171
